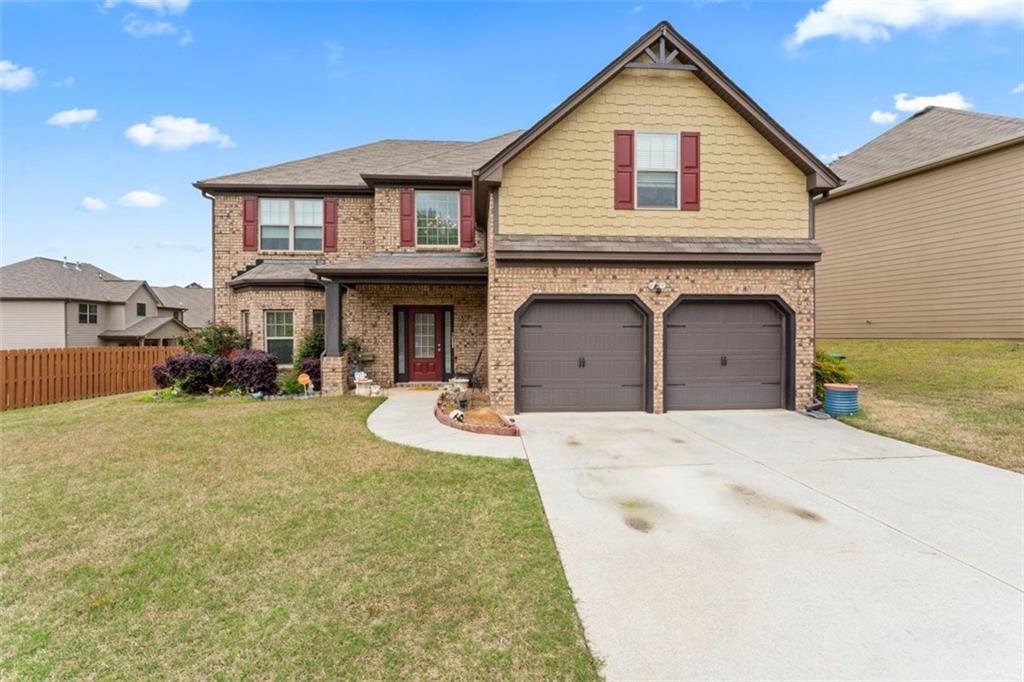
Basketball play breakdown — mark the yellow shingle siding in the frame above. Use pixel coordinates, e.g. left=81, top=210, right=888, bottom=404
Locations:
left=498, top=69, right=808, bottom=237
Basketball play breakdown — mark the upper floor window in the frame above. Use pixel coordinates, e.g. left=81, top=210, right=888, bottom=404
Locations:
left=136, top=302, right=147, bottom=317
left=173, top=310, right=183, bottom=322
left=78, top=303, right=97, bottom=324
left=415, top=191, right=459, bottom=247
left=260, top=198, right=323, bottom=251
left=635, top=133, right=678, bottom=209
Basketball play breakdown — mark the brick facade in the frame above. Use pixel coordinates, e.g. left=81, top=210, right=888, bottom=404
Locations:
left=486, top=259, right=815, bottom=414
left=229, top=287, right=325, bottom=359
left=342, top=284, right=487, bottom=387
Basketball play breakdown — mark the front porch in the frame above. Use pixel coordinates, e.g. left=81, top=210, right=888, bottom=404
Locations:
left=312, top=253, right=488, bottom=395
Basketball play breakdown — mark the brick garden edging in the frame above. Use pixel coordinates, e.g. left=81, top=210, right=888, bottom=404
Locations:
left=433, top=401, right=520, bottom=437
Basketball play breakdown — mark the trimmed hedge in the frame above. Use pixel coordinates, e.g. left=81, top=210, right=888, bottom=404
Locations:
left=230, top=350, right=278, bottom=394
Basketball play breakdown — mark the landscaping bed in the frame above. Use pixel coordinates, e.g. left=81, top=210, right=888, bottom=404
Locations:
left=435, top=386, right=520, bottom=436
left=0, top=395, right=596, bottom=678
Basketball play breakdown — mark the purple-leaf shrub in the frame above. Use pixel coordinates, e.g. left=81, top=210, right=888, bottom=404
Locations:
left=151, top=363, right=173, bottom=389
left=299, top=357, right=321, bottom=391
left=164, top=353, right=216, bottom=394
left=230, top=350, right=278, bottom=394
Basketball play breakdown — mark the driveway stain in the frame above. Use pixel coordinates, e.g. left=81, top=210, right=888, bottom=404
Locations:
left=565, top=436, right=583, bottom=447
left=726, top=483, right=824, bottom=523
left=624, top=516, right=653, bottom=532
left=671, top=437, right=687, bottom=444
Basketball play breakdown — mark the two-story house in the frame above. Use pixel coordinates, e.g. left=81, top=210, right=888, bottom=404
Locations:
left=195, top=22, right=840, bottom=413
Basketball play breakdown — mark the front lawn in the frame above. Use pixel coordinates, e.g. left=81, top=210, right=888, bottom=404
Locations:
left=0, top=395, right=598, bottom=679
left=818, top=339, right=1024, bottom=472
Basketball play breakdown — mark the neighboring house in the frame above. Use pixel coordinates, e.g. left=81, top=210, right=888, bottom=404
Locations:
left=194, top=21, right=840, bottom=413
left=0, top=257, right=196, bottom=349
left=815, top=107, right=1024, bottom=339
left=151, top=283, right=214, bottom=330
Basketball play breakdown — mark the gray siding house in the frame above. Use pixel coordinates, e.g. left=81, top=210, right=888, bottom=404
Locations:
left=0, top=258, right=211, bottom=350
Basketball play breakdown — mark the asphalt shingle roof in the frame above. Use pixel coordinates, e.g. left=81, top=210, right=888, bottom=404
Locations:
left=228, top=260, right=323, bottom=287
left=0, top=257, right=144, bottom=302
left=98, top=316, right=189, bottom=340
left=831, top=107, right=1024, bottom=192
left=196, top=131, right=523, bottom=189
left=152, top=285, right=213, bottom=328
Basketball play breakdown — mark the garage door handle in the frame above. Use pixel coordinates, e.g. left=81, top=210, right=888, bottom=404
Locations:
left=761, top=323, right=782, bottom=328
left=520, top=324, right=542, bottom=328
left=667, top=383, right=686, bottom=387
left=720, top=355, right=728, bottom=366
left=520, top=384, right=542, bottom=388
left=621, top=383, right=642, bottom=387
left=761, top=381, right=781, bottom=385
left=577, top=357, right=586, bottom=368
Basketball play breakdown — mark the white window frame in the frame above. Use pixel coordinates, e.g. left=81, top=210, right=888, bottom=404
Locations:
left=259, top=198, right=324, bottom=253
left=264, top=309, right=295, bottom=366
left=634, top=131, right=680, bottom=210
left=414, top=190, right=460, bottom=248
left=78, top=303, right=98, bottom=324
left=240, top=309, right=250, bottom=338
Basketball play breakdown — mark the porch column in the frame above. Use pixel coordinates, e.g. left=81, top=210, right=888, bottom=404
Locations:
left=324, top=278, right=343, bottom=356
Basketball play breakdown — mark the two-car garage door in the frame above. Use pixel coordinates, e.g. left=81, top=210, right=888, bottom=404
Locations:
left=516, top=298, right=785, bottom=412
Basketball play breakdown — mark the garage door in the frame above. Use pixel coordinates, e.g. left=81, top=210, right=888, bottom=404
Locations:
left=517, top=300, right=646, bottom=412
left=665, top=301, right=784, bottom=410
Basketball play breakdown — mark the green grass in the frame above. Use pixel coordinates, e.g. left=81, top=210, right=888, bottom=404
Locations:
left=818, top=339, right=1024, bottom=472
left=0, top=394, right=599, bottom=679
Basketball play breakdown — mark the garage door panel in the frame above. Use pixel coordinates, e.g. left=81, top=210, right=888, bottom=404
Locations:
left=665, top=301, right=785, bottom=410
left=518, top=300, right=646, bottom=412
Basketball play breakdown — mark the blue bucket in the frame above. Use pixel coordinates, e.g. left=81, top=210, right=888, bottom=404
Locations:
left=824, top=383, right=859, bottom=416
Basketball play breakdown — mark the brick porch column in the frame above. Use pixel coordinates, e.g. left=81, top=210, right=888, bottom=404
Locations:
left=321, top=279, right=348, bottom=395
left=321, top=355, right=350, bottom=396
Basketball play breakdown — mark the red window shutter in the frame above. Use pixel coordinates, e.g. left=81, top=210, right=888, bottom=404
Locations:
left=323, top=198, right=338, bottom=252
left=399, top=188, right=415, bottom=247
left=681, top=132, right=700, bottom=211
left=459, top=189, right=474, bottom=248
left=613, top=130, right=634, bottom=210
left=242, top=197, right=258, bottom=251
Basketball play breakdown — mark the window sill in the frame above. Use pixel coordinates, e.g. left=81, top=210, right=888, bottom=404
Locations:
left=634, top=206, right=680, bottom=211
left=257, top=250, right=324, bottom=256
left=414, top=245, right=462, bottom=251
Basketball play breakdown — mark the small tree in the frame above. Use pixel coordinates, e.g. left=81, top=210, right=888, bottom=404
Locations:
left=182, top=323, right=248, bottom=357
left=814, top=350, right=853, bottom=401
left=293, top=328, right=325, bottom=369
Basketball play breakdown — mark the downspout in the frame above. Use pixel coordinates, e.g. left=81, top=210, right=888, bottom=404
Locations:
left=201, top=190, right=216, bottom=322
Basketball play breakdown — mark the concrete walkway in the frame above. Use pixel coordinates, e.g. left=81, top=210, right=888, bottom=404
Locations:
left=519, top=409, right=1024, bottom=681
left=366, top=387, right=526, bottom=459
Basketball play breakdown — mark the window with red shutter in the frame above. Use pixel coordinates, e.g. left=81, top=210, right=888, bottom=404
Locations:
left=323, top=198, right=338, bottom=252
left=242, top=197, right=258, bottom=251
left=459, top=189, right=474, bottom=248
left=399, top=189, right=415, bottom=246
left=680, top=132, right=700, bottom=211
left=613, top=130, right=635, bottom=210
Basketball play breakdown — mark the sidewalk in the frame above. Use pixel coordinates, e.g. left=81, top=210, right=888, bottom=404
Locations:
left=366, top=387, right=526, bottom=459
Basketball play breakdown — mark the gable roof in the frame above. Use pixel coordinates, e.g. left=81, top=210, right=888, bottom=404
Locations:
left=0, top=257, right=154, bottom=303
left=98, top=316, right=191, bottom=341
left=152, top=285, right=213, bottom=328
left=194, top=131, right=522, bottom=192
left=830, top=107, right=1024, bottom=194
left=475, top=21, right=841, bottom=197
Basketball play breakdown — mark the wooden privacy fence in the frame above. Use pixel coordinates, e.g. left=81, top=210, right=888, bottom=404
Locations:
left=0, top=346, right=183, bottom=411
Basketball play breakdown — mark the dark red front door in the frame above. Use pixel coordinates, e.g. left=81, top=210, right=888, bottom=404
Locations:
left=408, top=308, right=443, bottom=382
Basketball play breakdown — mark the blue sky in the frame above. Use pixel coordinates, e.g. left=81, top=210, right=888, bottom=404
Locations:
left=2, top=1, right=1022, bottom=286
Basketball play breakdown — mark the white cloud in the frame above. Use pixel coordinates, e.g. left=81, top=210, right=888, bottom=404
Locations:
left=869, top=109, right=897, bottom=124
left=894, top=91, right=972, bottom=112
left=819, top=150, right=850, bottom=163
left=105, top=0, right=191, bottom=15
left=1013, top=82, right=1024, bottom=94
left=787, top=0, right=1023, bottom=48
left=51, top=76, right=75, bottom=88
left=631, top=5, right=644, bottom=13
left=119, top=190, right=167, bottom=208
left=80, top=197, right=108, bottom=212
left=0, top=60, right=37, bottom=91
left=125, top=115, right=234, bottom=150
left=155, top=240, right=203, bottom=252
left=122, top=13, right=178, bottom=38
left=46, top=108, right=99, bottom=127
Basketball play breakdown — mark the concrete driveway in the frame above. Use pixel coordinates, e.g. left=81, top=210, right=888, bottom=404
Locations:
left=517, top=410, right=1023, bottom=681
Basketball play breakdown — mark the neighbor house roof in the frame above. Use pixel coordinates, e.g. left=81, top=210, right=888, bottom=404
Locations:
left=0, top=257, right=157, bottom=303
left=152, top=285, right=213, bottom=328
left=98, top=316, right=191, bottom=341
left=195, top=131, right=523, bottom=192
left=830, top=107, right=1024, bottom=194
left=228, top=260, right=324, bottom=290
left=493, top=234, right=822, bottom=263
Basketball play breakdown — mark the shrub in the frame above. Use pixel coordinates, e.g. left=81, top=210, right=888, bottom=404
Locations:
left=230, top=350, right=278, bottom=394
left=280, top=371, right=304, bottom=395
left=211, top=356, right=232, bottom=389
left=151, top=363, right=173, bottom=389
left=299, top=357, right=321, bottom=391
left=163, top=353, right=216, bottom=394
left=293, top=328, right=324, bottom=369
left=814, top=350, right=853, bottom=401
left=182, top=323, right=248, bottom=357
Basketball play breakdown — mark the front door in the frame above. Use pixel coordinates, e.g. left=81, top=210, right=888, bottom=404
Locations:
left=408, top=308, right=443, bottom=382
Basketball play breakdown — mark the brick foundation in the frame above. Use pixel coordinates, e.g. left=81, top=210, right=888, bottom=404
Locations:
left=487, top=260, right=815, bottom=414
left=321, top=354, right=350, bottom=395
